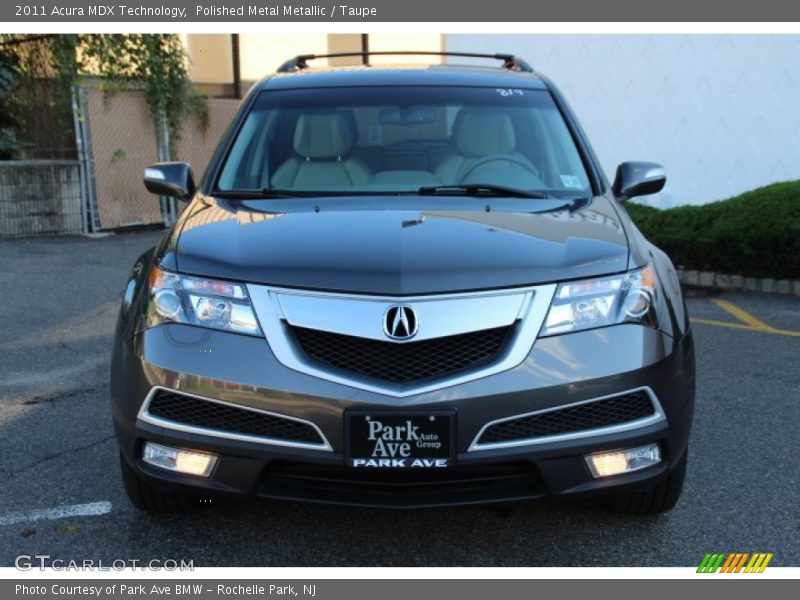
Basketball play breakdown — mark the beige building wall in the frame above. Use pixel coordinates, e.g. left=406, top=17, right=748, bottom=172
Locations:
left=181, top=34, right=233, bottom=83
left=238, top=34, right=332, bottom=80
left=367, top=34, right=444, bottom=65
left=182, top=34, right=444, bottom=91
left=322, top=34, right=363, bottom=66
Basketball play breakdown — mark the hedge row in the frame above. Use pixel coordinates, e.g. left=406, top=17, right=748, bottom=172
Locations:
left=624, top=181, right=800, bottom=280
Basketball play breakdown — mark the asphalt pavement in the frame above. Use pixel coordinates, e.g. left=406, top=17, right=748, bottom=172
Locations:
left=0, top=231, right=798, bottom=567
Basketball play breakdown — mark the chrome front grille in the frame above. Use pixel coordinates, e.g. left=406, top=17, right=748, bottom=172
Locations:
left=247, top=283, right=558, bottom=397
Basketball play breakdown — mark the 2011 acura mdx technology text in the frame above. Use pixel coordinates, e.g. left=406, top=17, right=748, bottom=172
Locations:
left=112, top=51, right=695, bottom=514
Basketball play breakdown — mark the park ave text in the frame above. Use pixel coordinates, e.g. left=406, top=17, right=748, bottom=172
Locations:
left=17, top=4, right=378, bottom=18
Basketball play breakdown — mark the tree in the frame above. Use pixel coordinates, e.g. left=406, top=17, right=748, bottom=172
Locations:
left=0, top=41, right=21, bottom=158
left=54, top=34, right=207, bottom=155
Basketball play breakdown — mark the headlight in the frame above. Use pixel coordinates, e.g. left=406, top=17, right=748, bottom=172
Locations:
left=540, top=265, right=658, bottom=336
left=147, top=266, right=262, bottom=336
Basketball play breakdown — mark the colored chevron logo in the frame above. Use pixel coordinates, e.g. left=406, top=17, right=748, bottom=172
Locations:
left=697, top=552, right=774, bottom=573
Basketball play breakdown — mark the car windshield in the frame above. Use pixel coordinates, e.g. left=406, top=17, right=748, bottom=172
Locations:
left=216, top=86, right=591, bottom=197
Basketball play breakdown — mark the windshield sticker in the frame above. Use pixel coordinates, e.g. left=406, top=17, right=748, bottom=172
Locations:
left=560, top=174, right=583, bottom=189
left=495, top=88, right=524, bottom=97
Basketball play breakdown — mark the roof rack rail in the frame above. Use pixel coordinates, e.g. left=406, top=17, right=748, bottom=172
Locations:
left=276, top=51, right=533, bottom=74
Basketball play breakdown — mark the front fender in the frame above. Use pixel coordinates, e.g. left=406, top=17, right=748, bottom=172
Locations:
left=116, top=247, right=157, bottom=337
left=649, top=243, right=690, bottom=339
left=111, top=246, right=157, bottom=407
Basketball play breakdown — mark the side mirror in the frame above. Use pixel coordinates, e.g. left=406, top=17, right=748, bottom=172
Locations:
left=143, top=162, right=196, bottom=201
left=612, top=162, right=666, bottom=200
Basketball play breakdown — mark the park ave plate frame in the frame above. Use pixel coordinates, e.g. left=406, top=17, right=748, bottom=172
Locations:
left=345, top=410, right=456, bottom=468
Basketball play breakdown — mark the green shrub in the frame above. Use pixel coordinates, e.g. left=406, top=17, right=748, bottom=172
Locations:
left=624, top=181, right=800, bottom=280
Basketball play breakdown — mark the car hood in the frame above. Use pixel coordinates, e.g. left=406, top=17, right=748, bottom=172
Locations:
left=169, top=195, right=630, bottom=295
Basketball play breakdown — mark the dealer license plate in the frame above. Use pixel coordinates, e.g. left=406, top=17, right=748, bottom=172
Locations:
left=345, top=411, right=454, bottom=468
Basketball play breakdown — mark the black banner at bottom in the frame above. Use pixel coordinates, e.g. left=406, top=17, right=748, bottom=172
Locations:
left=2, top=579, right=793, bottom=600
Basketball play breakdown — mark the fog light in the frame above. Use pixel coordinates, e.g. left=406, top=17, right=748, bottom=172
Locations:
left=584, top=443, right=661, bottom=478
left=142, top=442, right=218, bottom=477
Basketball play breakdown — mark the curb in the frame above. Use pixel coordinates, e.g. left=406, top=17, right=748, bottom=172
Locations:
left=677, top=269, right=800, bottom=297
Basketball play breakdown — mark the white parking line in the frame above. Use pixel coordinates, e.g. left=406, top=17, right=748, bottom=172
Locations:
left=0, top=501, right=112, bottom=526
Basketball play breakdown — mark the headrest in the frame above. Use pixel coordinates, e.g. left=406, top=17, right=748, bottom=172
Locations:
left=293, top=113, right=354, bottom=159
left=456, top=110, right=516, bottom=156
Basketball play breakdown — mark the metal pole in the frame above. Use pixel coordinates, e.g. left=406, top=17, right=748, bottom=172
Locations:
left=78, top=87, right=100, bottom=232
left=231, top=34, right=242, bottom=99
left=70, top=85, right=89, bottom=235
left=361, top=34, right=369, bottom=66
left=71, top=85, right=99, bottom=233
left=155, top=109, right=175, bottom=227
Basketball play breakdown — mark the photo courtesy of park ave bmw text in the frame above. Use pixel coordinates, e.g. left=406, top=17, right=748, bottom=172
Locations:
left=0, top=0, right=798, bottom=592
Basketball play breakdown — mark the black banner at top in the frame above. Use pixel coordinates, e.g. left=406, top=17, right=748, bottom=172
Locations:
left=4, top=0, right=800, bottom=22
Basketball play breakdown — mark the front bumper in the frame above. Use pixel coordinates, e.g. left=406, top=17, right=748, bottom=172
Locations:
left=112, top=322, right=695, bottom=508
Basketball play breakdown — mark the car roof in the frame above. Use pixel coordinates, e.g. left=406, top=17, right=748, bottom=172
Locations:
left=258, top=64, right=550, bottom=91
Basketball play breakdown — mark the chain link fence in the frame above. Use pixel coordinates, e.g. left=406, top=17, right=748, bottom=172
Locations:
left=83, top=84, right=165, bottom=229
left=1, top=35, right=242, bottom=236
left=83, top=84, right=240, bottom=230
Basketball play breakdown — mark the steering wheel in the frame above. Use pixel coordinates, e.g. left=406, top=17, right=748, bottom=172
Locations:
left=457, top=154, right=540, bottom=184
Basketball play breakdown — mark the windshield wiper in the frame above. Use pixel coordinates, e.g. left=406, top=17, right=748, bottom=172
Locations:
left=417, top=184, right=552, bottom=199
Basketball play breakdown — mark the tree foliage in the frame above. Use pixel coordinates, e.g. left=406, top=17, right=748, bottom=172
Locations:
left=0, top=42, right=20, bottom=157
left=53, top=34, right=208, bottom=154
left=0, top=35, right=75, bottom=159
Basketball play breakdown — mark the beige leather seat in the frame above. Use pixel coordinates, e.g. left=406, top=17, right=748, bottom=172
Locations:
left=434, top=110, right=542, bottom=188
left=272, top=113, right=371, bottom=189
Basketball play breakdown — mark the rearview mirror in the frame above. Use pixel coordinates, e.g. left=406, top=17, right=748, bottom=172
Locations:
left=612, top=162, right=666, bottom=200
left=379, top=106, right=436, bottom=126
left=143, top=162, right=196, bottom=201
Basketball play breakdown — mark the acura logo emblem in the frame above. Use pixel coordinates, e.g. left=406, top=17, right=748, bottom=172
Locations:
left=383, top=305, right=418, bottom=340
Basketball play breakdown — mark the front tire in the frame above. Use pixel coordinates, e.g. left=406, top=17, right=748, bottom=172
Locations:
left=605, top=450, right=688, bottom=515
left=120, top=452, right=196, bottom=514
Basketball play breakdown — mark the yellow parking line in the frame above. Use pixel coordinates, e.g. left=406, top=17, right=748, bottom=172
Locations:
left=690, top=299, right=800, bottom=337
left=713, top=299, right=774, bottom=332
left=691, top=318, right=761, bottom=332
